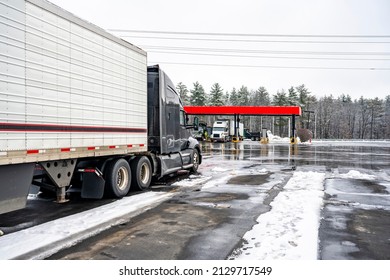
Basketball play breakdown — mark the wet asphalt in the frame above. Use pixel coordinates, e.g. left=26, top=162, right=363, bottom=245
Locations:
left=47, top=169, right=290, bottom=260
left=1, top=141, right=390, bottom=259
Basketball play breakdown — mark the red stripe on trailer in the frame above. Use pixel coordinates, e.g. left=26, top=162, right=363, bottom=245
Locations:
left=27, top=150, right=39, bottom=154
left=139, top=144, right=145, bottom=147
left=61, top=148, right=71, bottom=152
left=127, top=144, right=133, bottom=148
left=0, top=122, right=147, bottom=133
left=87, top=147, right=96, bottom=150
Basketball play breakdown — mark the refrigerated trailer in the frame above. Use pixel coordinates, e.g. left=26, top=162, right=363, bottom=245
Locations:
left=0, top=0, right=201, bottom=214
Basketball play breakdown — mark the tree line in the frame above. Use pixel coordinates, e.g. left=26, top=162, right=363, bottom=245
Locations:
left=176, top=82, right=390, bottom=140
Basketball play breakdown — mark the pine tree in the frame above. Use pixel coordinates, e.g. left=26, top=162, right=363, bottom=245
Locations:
left=251, top=87, right=270, bottom=105
left=189, top=81, right=207, bottom=106
left=224, top=90, right=230, bottom=105
left=208, top=83, right=224, bottom=106
left=229, top=87, right=238, bottom=105
left=295, top=84, right=316, bottom=128
left=272, top=89, right=288, bottom=106
left=287, top=86, right=299, bottom=106
left=272, top=89, right=288, bottom=136
left=176, top=82, right=189, bottom=105
left=296, top=84, right=310, bottom=107
left=249, top=87, right=271, bottom=132
left=237, top=86, right=250, bottom=105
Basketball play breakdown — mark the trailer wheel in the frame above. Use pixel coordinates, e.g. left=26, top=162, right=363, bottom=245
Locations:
left=130, top=156, right=152, bottom=191
left=105, top=158, right=131, bottom=198
left=190, top=149, right=200, bottom=173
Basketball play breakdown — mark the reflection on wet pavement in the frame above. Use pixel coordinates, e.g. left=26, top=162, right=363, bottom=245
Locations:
left=201, top=140, right=390, bottom=259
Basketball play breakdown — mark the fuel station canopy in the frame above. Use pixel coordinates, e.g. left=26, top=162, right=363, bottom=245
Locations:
left=184, top=106, right=301, bottom=116
left=184, top=105, right=302, bottom=143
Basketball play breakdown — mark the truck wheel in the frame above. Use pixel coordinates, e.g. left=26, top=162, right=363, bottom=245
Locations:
left=190, top=149, right=200, bottom=173
left=105, top=158, right=131, bottom=198
left=130, top=156, right=152, bottom=191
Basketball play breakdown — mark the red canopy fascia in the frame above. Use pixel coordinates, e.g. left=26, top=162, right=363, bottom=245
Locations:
left=184, top=106, right=301, bottom=116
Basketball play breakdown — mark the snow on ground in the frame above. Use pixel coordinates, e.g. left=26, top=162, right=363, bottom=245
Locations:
left=228, top=167, right=385, bottom=260
left=230, top=171, right=326, bottom=260
left=267, top=131, right=291, bottom=143
left=338, top=170, right=376, bottom=180
left=0, top=192, right=172, bottom=260
left=0, top=147, right=385, bottom=260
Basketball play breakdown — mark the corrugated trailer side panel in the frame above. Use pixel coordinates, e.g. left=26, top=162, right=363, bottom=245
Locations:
left=0, top=0, right=27, bottom=152
left=0, top=0, right=147, bottom=164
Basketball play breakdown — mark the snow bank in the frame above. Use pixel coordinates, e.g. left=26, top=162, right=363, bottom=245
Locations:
left=0, top=192, right=172, bottom=259
left=267, top=131, right=290, bottom=143
left=230, top=171, right=325, bottom=260
left=338, top=170, right=376, bottom=180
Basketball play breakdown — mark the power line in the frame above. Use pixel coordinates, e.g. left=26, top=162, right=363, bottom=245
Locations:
left=149, top=50, right=390, bottom=61
left=119, top=35, right=390, bottom=44
left=142, top=45, right=390, bottom=56
left=109, top=29, right=390, bottom=38
left=148, top=61, right=390, bottom=71
left=114, top=30, right=390, bottom=69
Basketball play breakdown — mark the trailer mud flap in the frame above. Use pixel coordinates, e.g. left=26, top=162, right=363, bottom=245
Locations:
left=79, top=169, right=105, bottom=199
left=0, top=163, right=35, bottom=214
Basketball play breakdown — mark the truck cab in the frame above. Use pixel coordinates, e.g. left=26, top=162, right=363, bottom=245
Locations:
left=211, top=120, right=230, bottom=142
left=147, top=65, right=201, bottom=177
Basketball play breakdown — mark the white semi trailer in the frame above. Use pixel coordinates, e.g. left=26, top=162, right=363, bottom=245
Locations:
left=229, top=121, right=244, bottom=141
left=211, top=119, right=244, bottom=142
left=0, top=0, right=201, bottom=214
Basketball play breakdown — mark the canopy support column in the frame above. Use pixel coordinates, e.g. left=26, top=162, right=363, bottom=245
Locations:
left=290, top=114, right=297, bottom=144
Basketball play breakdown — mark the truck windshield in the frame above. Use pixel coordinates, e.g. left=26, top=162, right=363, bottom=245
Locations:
left=213, top=127, right=225, bottom=132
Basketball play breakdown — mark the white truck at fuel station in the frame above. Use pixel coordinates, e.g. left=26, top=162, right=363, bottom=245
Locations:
left=210, top=119, right=244, bottom=142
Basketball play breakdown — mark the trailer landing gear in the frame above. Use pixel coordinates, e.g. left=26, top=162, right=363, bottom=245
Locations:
left=56, top=187, right=68, bottom=204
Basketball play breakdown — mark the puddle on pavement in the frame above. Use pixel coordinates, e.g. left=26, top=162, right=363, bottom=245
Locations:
left=326, top=178, right=389, bottom=195
left=191, top=193, right=238, bottom=203
left=165, top=192, right=249, bottom=212
left=325, top=178, right=390, bottom=208
left=227, top=174, right=270, bottom=185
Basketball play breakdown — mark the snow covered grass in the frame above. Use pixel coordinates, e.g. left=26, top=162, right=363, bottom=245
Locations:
left=230, top=171, right=326, bottom=260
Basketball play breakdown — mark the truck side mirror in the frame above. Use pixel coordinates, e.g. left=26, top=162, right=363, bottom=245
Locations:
left=193, top=117, right=199, bottom=130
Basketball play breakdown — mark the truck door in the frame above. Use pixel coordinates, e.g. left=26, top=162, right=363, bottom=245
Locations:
left=179, top=109, right=191, bottom=148
left=162, top=86, right=188, bottom=154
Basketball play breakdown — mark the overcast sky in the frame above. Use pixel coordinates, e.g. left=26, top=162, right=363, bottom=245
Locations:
left=49, top=0, right=390, bottom=100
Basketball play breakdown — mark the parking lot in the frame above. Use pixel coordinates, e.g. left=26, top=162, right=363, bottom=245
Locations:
left=1, top=140, right=390, bottom=260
